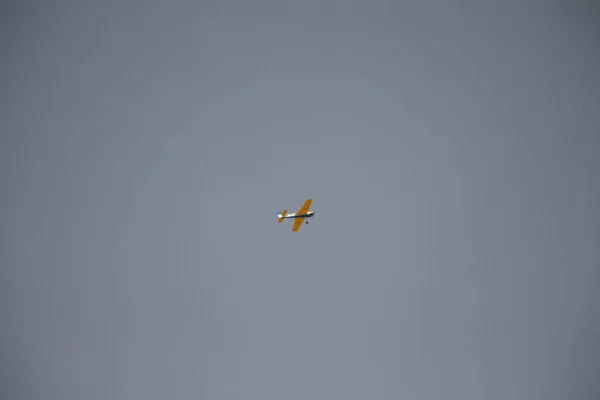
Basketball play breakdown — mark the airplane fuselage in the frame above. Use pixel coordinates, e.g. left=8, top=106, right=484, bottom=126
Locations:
left=279, top=211, right=315, bottom=219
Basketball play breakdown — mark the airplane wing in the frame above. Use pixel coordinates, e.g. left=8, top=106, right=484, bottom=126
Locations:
left=297, top=199, right=312, bottom=215
left=292, top=217, right=305, bottom=232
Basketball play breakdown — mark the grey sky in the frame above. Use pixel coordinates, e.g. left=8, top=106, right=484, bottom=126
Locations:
left=2, top=1, right=599, bottom=399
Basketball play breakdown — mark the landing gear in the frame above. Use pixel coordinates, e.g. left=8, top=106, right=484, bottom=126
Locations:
left=305, top=221, right=308, bottom=224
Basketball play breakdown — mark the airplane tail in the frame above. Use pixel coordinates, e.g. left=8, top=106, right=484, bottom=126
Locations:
left=278, top=210, right=287, bottom=223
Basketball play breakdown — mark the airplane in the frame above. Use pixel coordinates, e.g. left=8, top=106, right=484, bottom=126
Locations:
left=277, top=199, right=315, bottom=232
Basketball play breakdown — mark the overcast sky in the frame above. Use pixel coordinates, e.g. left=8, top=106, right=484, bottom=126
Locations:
left=1, top=1, right=599, bottom=399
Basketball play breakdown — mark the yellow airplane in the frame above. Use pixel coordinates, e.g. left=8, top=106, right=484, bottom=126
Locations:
left=277, top=199, right=315, bottom=232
